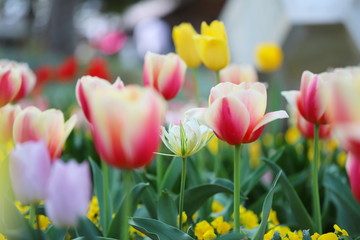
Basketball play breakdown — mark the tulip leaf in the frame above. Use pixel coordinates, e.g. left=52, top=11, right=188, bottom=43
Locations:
left=72, top=238, right=117, bottom=240
left=129, top=217, right=194, bottom=240
left=157, top=190, right=178, bottom=227
left=107, top=182, right=150, bottom=238
left=45, top=226, right=67, bottom=240
left=323, top=168, right=360, bottom=235
left=253, top=171, right=281, bottom=240
left=264, top=159, right=314, bottom=232
left=160, top=156, right=181, bottom=191
left=215, top=233, right=247, bottom=240
left=75, top=217, right=102, bottom=239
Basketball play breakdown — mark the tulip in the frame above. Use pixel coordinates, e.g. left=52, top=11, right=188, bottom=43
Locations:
left=143, top=52, right=186, bottom=100
left=0, top=104, right=21, bottom=143
left=76, top=75, right=124, bottom=121
left=56, top=56, right=78, bottom=81
left=87, top=85, right=166, bottom=169
left=46, top=160, right=91, bottom=228
left=13, top=106, right=77, bottom=160
left=295, top=111, right=332, bottom=139
left=172, top=23, right=201, bottom=68
left=9, top=141, right=51, bottom=204
left=201, top=82, right=288, bottom=145
left=220, top=64, right=258, bottom=84
left=85, top=57, right=112, bottom=80
left=254, top=42, right=283, bottom=73
left=346, top=153, right=360, bottom=203
left=194, top=20, right=230, bottom=71
left=282, top=71, right=332, bottom=125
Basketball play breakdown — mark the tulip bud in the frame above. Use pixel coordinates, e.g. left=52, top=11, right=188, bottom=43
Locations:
left=172, top=23, right=201, bottom=68
left=9, top=141, right=51, bottom=204
left=88, top=85, right=166, bottom=169
left=194, top=20, right=230, bottom=71
left=254, top=42, right=283, bottom=73
left=76, top=75, right=124, bottom=121
left=46, top=160, right=91, bottom=227
left=143, top=52, right=186, bottom=100
left=13, top=106, right=77, bottom=160
left=220, top=64, right=258, bottom=84
left=346, top=153, right=360, bottom=203
left=0, top=104, right=21, bottom=143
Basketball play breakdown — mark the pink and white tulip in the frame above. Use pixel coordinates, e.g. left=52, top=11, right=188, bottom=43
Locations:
left=76, top=75, right=124, bottom=122
left=46, top=160, right=91, bottom=227
left=282, top=71, right=332, bottom=125
left=87, top=86, right=166, bottom=169
left=143, top=52, right=186, bottom=100
left=0, top=60, right=36, bottom=104
left=13, top=106, right=77, bottom=160
left=295, top=111, right=332, bottom=139
left=346, top=153, right=360, bottom=203
left=9, top=141, right=51, bottom=204
left=0, top=104, right=21, bottom=143
left=220, top=64, right=258, bottom=84
left=198, top=82, right=288, bottom=145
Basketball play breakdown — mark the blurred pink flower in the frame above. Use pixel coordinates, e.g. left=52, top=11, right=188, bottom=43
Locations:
left=346, top=153, right=360, bottom=203
left=93, top=30, right=127, bottom=55
left=220, top=64, right=258, bottom=84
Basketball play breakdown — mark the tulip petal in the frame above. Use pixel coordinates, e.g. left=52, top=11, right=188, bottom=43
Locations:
left=281, top=90, right=300, bottom=110
left=253, top=110, right=289, bottom=132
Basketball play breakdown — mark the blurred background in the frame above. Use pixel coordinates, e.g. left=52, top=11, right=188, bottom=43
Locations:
left=0, top=0, right=360, bottom=110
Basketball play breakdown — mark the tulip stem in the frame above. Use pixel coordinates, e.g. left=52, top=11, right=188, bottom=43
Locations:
left=234, top=144, right=242, bottom=233
left=121, top=170, right=133, bottom=240
left=312, top=124, right=322, bottom=234
left=157, top=144, right=164, bottom=194
left=179, top=157, right=187, bottom=230
left=215, top=71, right=220, bottom=84
left=192, top=68, right=201, bottom=106
left=102, top=161, right=111, bottom=233
left=215, top=141, right=223, bottom=177
left=29, top=203, right=37, bottom=228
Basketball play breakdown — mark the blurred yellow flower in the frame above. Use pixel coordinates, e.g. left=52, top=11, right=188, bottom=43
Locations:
left=87, top=196, right=100, bottom=227
left=285, top=127, right=301, bottom=145
left=194, top=20, right=230, bottom=71
left=211, top=200, right=224, bottom=213
left=249, top=141, right=261, bottom=168
left=211, top=216, right=231, bottom=235
left=239, top=206, right=259, bottom=229
left=318, top=232, right=338, bottom=240
left=177, top=211, right=188, bottom=225
left=0, top=234, right=7, bottom=240
left=334, top=224, right=349, bottom=236
left=337, top=152, right=347, bottom=167
left=35, top=215, right=51, bottom=230
left=203, top=229, right=216, bottom=240
left=311, top=233, right=321, bottom=240
left=207, top=136, right=219, bottom=155
left=195, top=220, right=215, bottom=240
left=262, top=132, right=274, bottom=148
left=255, top=42, right=283, bottom=73
left=173, top=23, right=202, bottom=68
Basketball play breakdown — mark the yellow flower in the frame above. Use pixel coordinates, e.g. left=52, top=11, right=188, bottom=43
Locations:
left=87, top=196, right=100, bottom=227
left=129, top=226, right=146, bottom=237
left=284, top=231, right=301, bottom=240
left=333, top=224, right=349, bottom=236
left=311, top=233, right=320, bottom=240
left=173, top=23, right=201, bottom=68
left=0, top=234, right=7, bottom=240
left=195, top=220, right=215, bottom=240
left=203, top=229, right=216, bottom=240
left=194, top=20, right=230, bottom=71
left=207, top=136, right=219, bottom=155
left=35, top=215, right=51, bottom=230
left=249, top=141, right=261, bottom=168
left=211, top=216, right=231, bottom=235
left=337, top=152, right=347, bottom=167
left=261, top=209, right=279, bottom=226
left=211, top=200, right=224, bottom=214
left=255, top=42, right=283, bottom=73
left=14, top=201, right=29, bottom=214
left=177, top=211, right=188, bottom=225
left=262, top=133, right=274, bottom=148
left=285, top=127, right=301, bottom=145
left=318, top=232, right=338, bottom=240
left=239, top=206, right=259, bottom=229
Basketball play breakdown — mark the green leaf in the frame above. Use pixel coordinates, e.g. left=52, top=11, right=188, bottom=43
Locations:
left=160, top=157, right=181, bottom=190
left=323, top=169, right=360, bottom=235
left=129, top=217, right=194, bottom=240
left=45, top=226, right=67, bottom=240
left=76, top=217, right=102, bottom=239
left=253, top=171, right=281, bottom=240
left=89, top=158, right=106, bottom=233
left=107, top=182, right=149, bottom=238
left=142, top=186, right=159, bottom=219
left=215, top=233, right=247, bottom=240
left=72, top=237, right=117, bottom=240
left=158, top=190, right=178, bottom=227
left=264, top=159, right=314, bottom=231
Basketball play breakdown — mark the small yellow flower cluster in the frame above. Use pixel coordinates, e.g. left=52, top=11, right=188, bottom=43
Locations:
left=285, top=127, right=301, bottom=145
left=35, top=215, right=51, bottom=230
left=194, top=220, right=217, bottom=240
left=211, top=200, right=224, bottom=214
left=211, top=216, right=231, bottom=235
left=249, top=141, right=262, bottom=169
left=87, top=196, right=100, bottom=228
left=239, top=206, right=259, bottom=229
left=313, top=224, right=349, bottom=240
left=177, top=211, right=188, bottom=226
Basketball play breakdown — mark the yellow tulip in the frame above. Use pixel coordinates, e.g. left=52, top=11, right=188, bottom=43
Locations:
left=255, top=42, right=283, bottom=73
left=172, top=23, right=201, bottom=68
left=194, top=20, right=230, bottom=71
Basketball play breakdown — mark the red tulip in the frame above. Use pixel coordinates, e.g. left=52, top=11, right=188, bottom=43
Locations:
left=57, top=56, right=78, bottom=81
left=84, top=57, right=111, bottom=80
left=346, top=153, right=360, bottom=203
left=0, top=104, right=21, bottom=143
left=295, top=111, right=332, bottom=139
left=220, top=64, right=258, bottom=84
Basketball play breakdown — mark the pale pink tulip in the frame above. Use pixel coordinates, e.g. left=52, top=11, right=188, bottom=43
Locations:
left=220, top=64, right=258, bottom=84
left=76, top=75, right=124, bottom=122
left=282, top=71, right=332, bottom=125
left=0, top=60, right=36, bottom=103
left=46, top=160, right=91, bottom=227
left=199, top=82, right=288, bottom=145
left=0, top=104, right=21, bottom=143
left=87, top=85, right=166, bottom=168
left=9, top=141, right=51, bottom=204
left=295, top=111, right=332, bottom=139
left=13, top=106, right=77, bottom=160
left=346, top=153, right=360, bottom=203
left=143, top=52, right=186, bottom=100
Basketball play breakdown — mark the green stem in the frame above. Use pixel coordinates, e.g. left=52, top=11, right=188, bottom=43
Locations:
left=192, top=68, right=201, bottom=106
left=234, top=144, right=241, bottom=232
left=215, top=140, right=223, bottom=178
left=120, top=170, right=133, bottom=240
left=312, top=124, right=322, bottom=234
left=102, top=161, right=111, bottom=233
left=29, top=203, right=37, bottom=228
left=215, top=71, right=221, bottom=84
left=179, top=157, right=187, bottom=230
left=157, top=144, right=164, bottom=194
